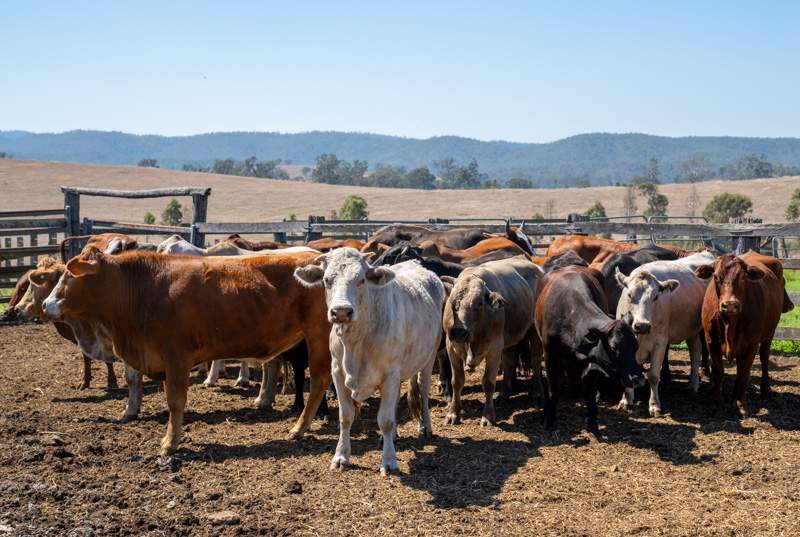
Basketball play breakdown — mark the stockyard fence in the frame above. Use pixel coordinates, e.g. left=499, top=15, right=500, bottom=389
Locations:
left=2, top=185, right=800, bottom=341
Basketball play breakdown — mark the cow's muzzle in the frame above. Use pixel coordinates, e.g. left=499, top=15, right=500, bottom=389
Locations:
left=632, top=321, right=651, bottom=335
left=720, top=300, right=741, bottom=315
left=1, top=306, right=17, bottom=320
left=329, top=306, right=355, bottom=324
left=448, top=326, right=472, bottom=343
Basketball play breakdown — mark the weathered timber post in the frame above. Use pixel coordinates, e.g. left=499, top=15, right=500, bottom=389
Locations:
left=191, top=192, right=209, bottom=248
left=63, top=188, right=82, bottom=260
left=306, top=216, right=324, bottom=244
left=731, top=217, right=762, bottom=255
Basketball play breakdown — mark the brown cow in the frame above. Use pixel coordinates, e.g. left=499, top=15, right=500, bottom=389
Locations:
left=547, top=236, right=701, bottom=265
left=2, top=261, right=120, bottom=391
left=695, top=251, right=792, bottom=417
left=369, top=223, right=490, bottom=250
left=42, top=247, right=332, bottom=457
left=305, top=238, right=366, bottom=252
left=224, top=232, right=291, bottom=250
left=419, top=237, right=528, bottom=263
left=59, top=233, right=156, bottom=263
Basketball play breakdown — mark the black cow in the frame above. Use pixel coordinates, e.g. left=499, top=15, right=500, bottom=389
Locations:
left=600, top=244, right=679, bottom=316
left=369, top=224, right=490, bottom=250
left=534, top=265, right=645, bottom=442
left=541, top=250, right=589, bottom=273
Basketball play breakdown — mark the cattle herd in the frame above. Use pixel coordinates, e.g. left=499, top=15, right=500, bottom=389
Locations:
left=2, top=222, right=794, bottom=476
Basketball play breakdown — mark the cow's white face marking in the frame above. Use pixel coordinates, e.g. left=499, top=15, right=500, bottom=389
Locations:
left=42, top=273, right=67, bottom=318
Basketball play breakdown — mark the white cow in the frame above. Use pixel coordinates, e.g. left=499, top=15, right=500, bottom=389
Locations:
left=615, top=251, right=715, bottom=416
left=294, top=247, right=444, bottom=476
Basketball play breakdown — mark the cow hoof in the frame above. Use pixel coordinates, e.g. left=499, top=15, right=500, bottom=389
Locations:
left=380, top=466, right=399, bottom=477
left=443, top=414, right=460, bottom=426
left=235, top=380, right=250, bottom=388
left=159, top=446, right=177, bottom=458
left=587, top=432, right=601, bottom=444
left=330, top=459, right=348, bottom=471
left=479, top=417, right=496, bottom=428
left=119, top=413, right=137, bottom=424
left=547, top=429, right=560, bottom=440
left=326, top=389, right=337, bottom=400
left=257, top=401, right=274, bottom=411
left=286, top=429, right=305, bottom=441
left=615, top=401, right=631, bottom=412
left=76, top=381, right=89, bottom=391
left=106, top=382, right=119, bottom=391
left=202, top=380, right=215, bottom=388
left=650, top=408, right=662, bottom=418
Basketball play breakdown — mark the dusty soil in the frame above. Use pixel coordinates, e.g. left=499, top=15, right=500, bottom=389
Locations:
left=1, top=321, right=799, bottom=536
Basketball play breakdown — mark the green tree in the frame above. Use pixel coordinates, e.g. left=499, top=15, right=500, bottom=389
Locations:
left=451, top=158, right=483, bottom=189
left=703, top=193, right=753, bottom=223
left=506, top=177, right=533, bottom=189
left=138, top=158, right=159, bottom=168
left=629, top=157, right=661, bottom=186
left=736, top=153, right=773, bottom=179
left=432, top=157, right=456, bottom=183
left=143, top=212, right=155, bottom=225
left=0, top=152, right=12, bottom=159
left=365, top=168, right=406, bottom=188
left=160, top=198, right=183, bottom=226
left=785, top=189, right=800, bottom=222
left=338, top=195, right=369, bottom=220
left=531, top=212, right=545, bottom=220
left=585, top=200, right=607, bottom=219
left=638, top=182, right=669, bottom=218
left=481, top=179, right=500, bottom=189
left=212, top=158, right=236, bottom=175
left=404, top=166, right=436, bottom=190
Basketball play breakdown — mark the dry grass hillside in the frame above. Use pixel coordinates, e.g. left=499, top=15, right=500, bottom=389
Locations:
left=1, top=159, right=798, bottom=229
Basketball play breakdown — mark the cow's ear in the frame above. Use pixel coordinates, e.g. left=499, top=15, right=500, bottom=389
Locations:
left=360, top=252, right=375, bottom=261
left=314, top=253, right=329, bottom=265
left=29, top=269, right=54, bottom=285
left=746, top=265, right=766, bottom=281
left=695, top=264, right=714, bottom=280
left=294, top=265, right=325, bottom=287
left=659, top=279, right=680, bottom=294
left=440, top=275, right=457, bottom=285
left=365, top=267, right=395, bottom=286
left=614, top=267, right=628, bottom=288
left=489, top=291, right=506, bottom=309
left=585, top=326, right=604, bottom=343
left=67, top=258, right=99, bottom=276
left=441, top=280, right=454, bottom=300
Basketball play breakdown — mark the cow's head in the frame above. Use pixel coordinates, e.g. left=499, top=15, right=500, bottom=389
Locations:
left=695, top=254, right=764, bottom=317
left=2, top=271, right=32, bottom=320
left=42, top=246, right=106, bottom=319
left=294, top=247, right=395, bottom=325
left=444, top=274, right=505, bottom=351
left=615, top=268, right=679, bottom=334
left=12, top=258, right=66, bottom=321
left=505, top=220, right=536, bottom=256
left=585, top=320, right=645, bottom=389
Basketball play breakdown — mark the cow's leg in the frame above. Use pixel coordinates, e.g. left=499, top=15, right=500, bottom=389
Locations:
left=758, top=341, right=772, bottom=396
left=480, top=346, right=507, bottom=427
left=583, top=369, right=602, bottom=442
left=256, top=359, right=280, bottom=410
left=528, top=329, right=545, bottom=405
left=617, top=387, right=635, bottom=411
left=413, top=355, right=436, bottom=438
left=291, top=357, right=306, bottom=414
left=104, top=362, right=119, bottom=390
left=707, top=335, right=725, bottom=416
left=542, top=353, right=562, bottom=437
left=77, top=354, right=92, bottom=390
left=160, top=366, right=190, bottom=457
left=377, top=375, right=401, bottom=476
left=436, top=345, right=453, bottom=402
left=686, top=333, right=702, bottom=393
left=288, top=339, right=332, bottom=439
left=120, top=364, right=143, bottom=423
left=203, top=359, right=223, bottom=387
left=700, top=334, right=712, bottom=387
left=734, top=343, right=759, bottom=418
left=330, top=359, right=354, bottom=471
left=498, top=343, right=519, bottom=401
left=660, top=348, right=671, bottom=383
left=647, top=338, right=668, bottom=417
left=444, top=342, right=465, bottom=425
left=235, top=361, right=250, bottom=387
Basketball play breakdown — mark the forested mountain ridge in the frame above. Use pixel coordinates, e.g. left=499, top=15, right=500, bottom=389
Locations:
left=2, top=129, right=800, bottom=186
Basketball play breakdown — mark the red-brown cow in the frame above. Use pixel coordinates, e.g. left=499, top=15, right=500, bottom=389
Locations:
left=305, top=238, right=366, bottom=252
left=695, top=251, right=793, bottom=417
left=2, top=263, right=119, bottom=391
left=418, top=237, right=528, bottom=263
left=42, top=247, right=332, bottom=457
left=59, top=233, right=156, bottom=262
left=546, top=236, right=702, bottom=265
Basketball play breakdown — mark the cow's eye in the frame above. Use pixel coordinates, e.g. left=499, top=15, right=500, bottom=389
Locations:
left=653, top=295, right=658, bottom=301
left=324, top=278, right=332, bottom=287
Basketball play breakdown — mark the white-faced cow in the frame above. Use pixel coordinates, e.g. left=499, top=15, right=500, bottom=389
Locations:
left=294, top=247, right=444, bottom=476
left=43, top=247, right=332, bottom=457
left=441, top=256, right=545, bottom=427
left=614, top=251, right=715, bottom=416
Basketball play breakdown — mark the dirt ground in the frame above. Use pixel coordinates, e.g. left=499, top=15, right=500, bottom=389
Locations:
left=0, top=321, right=799, bottom=537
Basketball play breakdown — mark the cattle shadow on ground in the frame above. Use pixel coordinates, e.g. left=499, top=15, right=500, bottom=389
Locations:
left=402, top=435, right=541, bottom=509
left=50, top=381, right=162, bottom=405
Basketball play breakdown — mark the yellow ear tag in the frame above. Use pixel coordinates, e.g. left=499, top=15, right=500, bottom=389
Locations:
left=379, top=275, right=386, bottom=285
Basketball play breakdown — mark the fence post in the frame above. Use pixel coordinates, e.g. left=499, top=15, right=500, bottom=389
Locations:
left=191, top=192, right=209, bottom=248
left=30, top=234, right=38, bottom=264
left=3, top=238, right=9, bottom=267
left=63, top=188, right=82, bottom=260
left=731, top=217, right=762, bottom=255
left=274, top=218, right=287, bottom=244
left=16, top=237, right=23, bottom=267
left=306, top=215, right=324, bottom=244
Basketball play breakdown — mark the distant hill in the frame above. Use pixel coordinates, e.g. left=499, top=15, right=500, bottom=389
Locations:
left=2, top=130, right=800, bottom=187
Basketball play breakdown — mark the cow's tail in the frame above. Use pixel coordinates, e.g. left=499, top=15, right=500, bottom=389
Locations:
left=407, top=374, right=423, bottom=424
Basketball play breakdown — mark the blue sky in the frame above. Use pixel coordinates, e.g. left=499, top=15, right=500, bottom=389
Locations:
left=3, top=1, right=799, bottom=143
